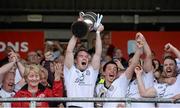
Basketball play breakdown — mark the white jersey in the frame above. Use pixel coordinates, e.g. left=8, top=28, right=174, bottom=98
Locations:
left=0, top=88, right=15, bottom=108
left=95, top=73, right=129, bottom=108
left=154, top=74, right=180, bottom=108
left=64, top=65, right=98, bottom=108
left=95, top=83, right=108, bottom=107
left=176, top=58, right=180, bottom=74
left=126, top=71, right=155, bottom=108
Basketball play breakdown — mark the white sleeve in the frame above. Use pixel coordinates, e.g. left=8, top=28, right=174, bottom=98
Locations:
left=63, top=65, right=74, bottom=86
left=15, top=69, right=22, bottom=84
left=63, top=65, right=70, bottom=80
left=175, top=74, right=180, bottom=85
left=142, top=71, right=154, bottom=88
left=88, top=65, right=99, bottom=84
left=112, top=73, right=130, bottom=96
left=153, top=83, right=160, bottom=97
left=176, top=58, right=180, bottom=70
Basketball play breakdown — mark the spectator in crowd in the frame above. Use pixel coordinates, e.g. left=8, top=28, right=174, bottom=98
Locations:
left=101, top=31, right=115, bottom=61
left=95, top=32, right=143, bottom=108
left=42, top=40, right=64, bottom=87
left=0, top=49, right=25, bottom=108
left=27, top=51, right=40, bottom=65
left=136, top=43, right=180, bottom=108
left=88, top=38, right=96, bottom=56
left=74, top=38, right=86, bottom=53
left=152, top=59, right=162, bottom=83
left=39, top=65, right=51, bottom=88
left=113, top=48, right=128, bottom=68
left=0, top=49, right=25, bottom=92
left=42, top=51, right=58, bottom=87
left=0, top=72, right=15, bottom=107
left=12, top=64, right=63, bottom=107
left=126, top=32, right=155, bottom=108
left=113, top=57, right=126, bottom=77
left=36, top=49, right=45, bottom=65
left=40, top=63, right=64, bottom=107
left=63, top=20, right=104, bottom=107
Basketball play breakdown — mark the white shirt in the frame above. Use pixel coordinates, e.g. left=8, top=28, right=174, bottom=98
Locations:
left=14, top=68, right=23, bottom=92
left=95, top=83, right=108, bottom=107
left=0, top=88, right=15, bottom=108
left=64, top=65, right=98, bottom=108
left=176, top=58, right=180, bottom=74
left=126, top=71, right=155, bottom=108
left=154, top=74, right=180, bottom=108
left=100, top=73, right=130, bottom=108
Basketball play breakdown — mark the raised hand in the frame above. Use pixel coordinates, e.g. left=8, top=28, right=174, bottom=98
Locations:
left=44, top=51, right=54, bottom=61
left=94, top=14, right=103, bottom=31
left=54, top=62, right=63, bottom=81
left=136, top=32, right=145, bottom=48
left=96, top=24, right=104, bottom=33
left=164, top=43, right=174, bottom=52
left=8, top=50, right=19, bottom=63
left=134, top=65, right=143, bottom=76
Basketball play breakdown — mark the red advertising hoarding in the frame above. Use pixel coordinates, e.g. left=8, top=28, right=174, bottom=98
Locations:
left=111, top=31, right=180, bottom=62
left=0, top=31, right=44, bottom=60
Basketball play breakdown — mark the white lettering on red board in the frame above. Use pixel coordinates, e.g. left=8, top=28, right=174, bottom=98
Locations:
left=0, top=42, right=29, bottom=52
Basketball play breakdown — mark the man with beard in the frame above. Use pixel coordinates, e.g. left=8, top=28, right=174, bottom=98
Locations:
left=63, top=23, right=104, bottom=107
left=136, top=43, right=180, bottom=108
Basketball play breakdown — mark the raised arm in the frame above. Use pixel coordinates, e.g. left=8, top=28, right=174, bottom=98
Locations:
left=53, top=62, right=63, bottom=97
left=11, top=51, right=25, bottom=77
left=158, top=43, right=180, bottom=84
left=0, top=51, right=16, bottom=74
left=165, top=43, right=180, bottom=59
left=0, top=61, right=15, bottom=75
left=124, top=33, right=143, bottom=80
left=135, top=66, right=156, bottom=98
left=136, top=32, right=153, bottom=72
left=64, top=35, right=78, bottom=69
left=91, top=24, right=104, bottom=70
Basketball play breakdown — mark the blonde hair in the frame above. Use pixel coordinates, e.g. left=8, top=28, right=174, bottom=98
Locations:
left=24, top=64, right=41, bottom=80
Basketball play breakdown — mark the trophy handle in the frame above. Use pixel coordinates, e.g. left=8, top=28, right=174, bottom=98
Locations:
left=79, top=11, right=85, bottom=17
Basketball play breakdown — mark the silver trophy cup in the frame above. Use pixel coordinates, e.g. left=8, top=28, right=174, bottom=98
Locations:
left=71, top=11, right=103, bottom=38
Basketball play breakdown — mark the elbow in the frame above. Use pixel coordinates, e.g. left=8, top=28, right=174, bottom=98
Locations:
left=139, top=91, right=147, bottom=97
left=139, top=90, right=150, bottom=98
left=139, top=90, right=156, bottom=98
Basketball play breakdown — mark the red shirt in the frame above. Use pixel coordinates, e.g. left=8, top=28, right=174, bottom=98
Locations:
left=12, top=80, right=63, bottom=108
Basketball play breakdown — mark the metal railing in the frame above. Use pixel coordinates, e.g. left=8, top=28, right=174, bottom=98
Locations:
left=1, top=97, right=180, bottom=108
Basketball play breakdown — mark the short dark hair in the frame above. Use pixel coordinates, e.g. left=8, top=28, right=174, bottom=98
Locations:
left=103, top=61, right=118, bottom=72
left=164, top=56, right=177, bottom=65
left=74, top=49, right=89, bottom=59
